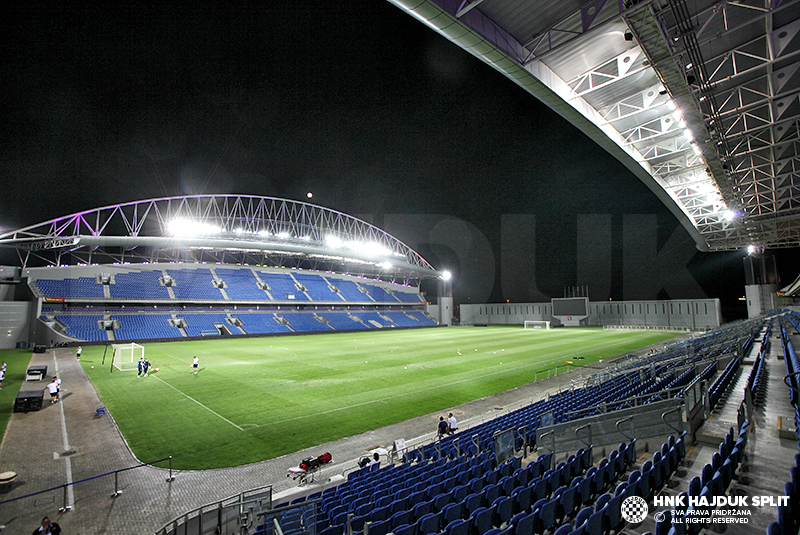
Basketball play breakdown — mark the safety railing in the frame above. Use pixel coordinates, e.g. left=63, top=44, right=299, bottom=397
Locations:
left=155, top=484, right=273, bottom=535
left=0, top=456, right=175, bottom=514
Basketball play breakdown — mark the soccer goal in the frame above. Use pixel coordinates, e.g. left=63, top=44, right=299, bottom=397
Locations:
left=523, top=320, right=551, bottom=330
left=112, top=342, right=144, bottom=371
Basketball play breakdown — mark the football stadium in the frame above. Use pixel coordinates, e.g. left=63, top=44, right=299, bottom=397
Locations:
left=1, top=2, right=800, bottom=535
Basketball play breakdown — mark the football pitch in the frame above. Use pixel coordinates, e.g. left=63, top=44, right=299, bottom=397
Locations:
left=77, top=326, right=680, bottom=469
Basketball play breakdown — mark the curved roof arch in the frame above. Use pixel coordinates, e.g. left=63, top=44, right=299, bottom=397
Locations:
left=389, top=0, right=800, bottom=251
left=0, top=195, right=441, bottom=281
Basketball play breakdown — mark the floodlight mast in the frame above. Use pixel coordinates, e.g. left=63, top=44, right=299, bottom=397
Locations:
left=0, top=195, right=441, bottom=281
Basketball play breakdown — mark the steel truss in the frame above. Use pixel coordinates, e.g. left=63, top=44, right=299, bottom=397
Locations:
left=390, top=0, right=800, bottom=251
left=0, top=195, right=439, bottom=282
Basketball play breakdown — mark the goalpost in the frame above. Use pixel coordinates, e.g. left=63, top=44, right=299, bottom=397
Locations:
left=523, top=320, right=551, bottom=330
left=112, top=342, right=144, bottom=371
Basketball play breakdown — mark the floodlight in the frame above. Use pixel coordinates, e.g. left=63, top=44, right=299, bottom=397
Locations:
left=723, top=210, right=737, bottom=221
left=349, top=241, right=392, bottom=257
left=442, top=270, right=452, bottom=281
left=277, top=231, right=290, bottom=239
left=168, top=219, right=220, bottom=237
left=326, top=235, right=343, bottom=248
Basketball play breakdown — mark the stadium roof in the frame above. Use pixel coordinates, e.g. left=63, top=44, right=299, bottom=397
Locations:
left=0, top=195, right=442, bottom=282
left=390, top=0, right=800, bottom=252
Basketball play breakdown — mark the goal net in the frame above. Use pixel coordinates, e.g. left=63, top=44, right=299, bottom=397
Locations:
left=112, top=342, right=144, bottom=371
left=524, top=320, right=551, bottom=330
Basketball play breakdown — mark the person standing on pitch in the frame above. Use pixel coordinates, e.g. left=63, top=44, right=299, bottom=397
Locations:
left=191, top=355, right=199, bottom=374
left=137, top=357, right=145, bottom=378
left=76, top=346, right=82, bottom=360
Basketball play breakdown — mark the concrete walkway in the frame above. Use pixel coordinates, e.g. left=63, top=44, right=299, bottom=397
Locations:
left=0, top=343, right=626, bottom=535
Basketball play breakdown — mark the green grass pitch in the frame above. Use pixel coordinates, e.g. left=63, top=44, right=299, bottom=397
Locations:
left=73, top=326, right=679, bottom=469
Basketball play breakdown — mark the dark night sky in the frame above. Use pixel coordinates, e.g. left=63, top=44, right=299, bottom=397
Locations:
left=2, top=1, right=791, bottom=319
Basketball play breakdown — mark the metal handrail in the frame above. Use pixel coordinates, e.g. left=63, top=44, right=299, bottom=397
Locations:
left=538, top=430, right=556, bottom=469
left=574, top=423, right=593, bottom=448
left=784, top=371, right=800, bottom=396
left=0, top=455, right=175, bottom=513
left=660, top=406, right=683, bottom=434
left=471, top=434, right=481, bottom=453
left=517, top=425, right=528, bottom=457
left=615, top=415, right=635, bottom=441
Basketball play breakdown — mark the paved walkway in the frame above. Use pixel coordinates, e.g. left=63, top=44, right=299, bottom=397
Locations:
left=0, top=339, right=673, bottom=534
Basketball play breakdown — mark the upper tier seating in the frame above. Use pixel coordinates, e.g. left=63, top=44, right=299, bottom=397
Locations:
left=37, top=277, right=104, bottom=298
left=330, top=280, right=368, bottom=302
left=259, top=272, right=310, bottom=301
left=167, top=269, right=225, bottom=300
left=110, top=270, right=170, bottom=299
left=294, top=273, right=338, bottom=301
left=215, top=268, right=267, bottom=301
left=33, top=267, right=422, bottom=304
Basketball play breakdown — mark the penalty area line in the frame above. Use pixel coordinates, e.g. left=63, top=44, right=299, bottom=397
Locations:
left=152, top=375, right=243, bottom=431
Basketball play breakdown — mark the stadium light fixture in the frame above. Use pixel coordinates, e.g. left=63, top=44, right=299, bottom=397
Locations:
left=168, top=219, right=221, bottom=237
left=441, top=270, right=452, bottom=281
left=347, top=241, right=392, bottom=257
left=325, top=235, right=343, bottom=248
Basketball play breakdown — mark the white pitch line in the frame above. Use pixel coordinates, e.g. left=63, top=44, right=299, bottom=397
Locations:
left=54, top=354, right=75, bottom=509
left=152, top=376, right=243, bottom=431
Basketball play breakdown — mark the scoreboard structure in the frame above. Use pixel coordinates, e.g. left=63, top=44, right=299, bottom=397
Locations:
left=551, top=297, right=589, bottom=327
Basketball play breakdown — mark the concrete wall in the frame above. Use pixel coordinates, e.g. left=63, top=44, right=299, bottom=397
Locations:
left=426, top=297, right=453, bottom=326
left=0, top=302, right=31, bottom=349
left=745, top=284, right=778, bottom=318
left=460, top=298, right=722, bottom=329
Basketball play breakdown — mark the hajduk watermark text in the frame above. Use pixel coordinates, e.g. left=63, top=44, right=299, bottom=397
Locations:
left=654, top=495, right=789, bottom=507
